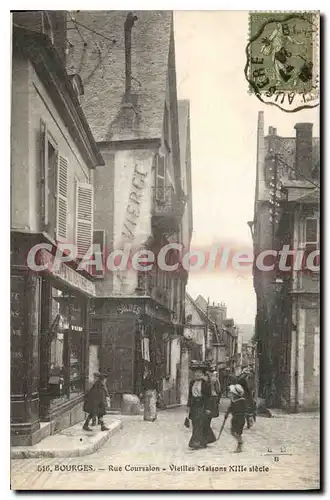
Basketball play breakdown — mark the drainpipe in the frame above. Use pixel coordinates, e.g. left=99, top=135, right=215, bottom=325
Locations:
left=124, top=12, right=138, bottom=99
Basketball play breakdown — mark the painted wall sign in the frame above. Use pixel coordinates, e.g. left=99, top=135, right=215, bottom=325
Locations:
left=117, top=303, right=142, bottom=315
left=39, top=249, right=95, bottom=297
left=122, top=163, right=148, bottom=240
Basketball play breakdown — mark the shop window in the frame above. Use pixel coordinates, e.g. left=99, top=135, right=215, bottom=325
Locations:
left=48, top=287, right=84, bottom=407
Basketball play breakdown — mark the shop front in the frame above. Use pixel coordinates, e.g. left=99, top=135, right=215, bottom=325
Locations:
left=90, top=297, right=175, bottom=410
left=11, top=236, right=95, bottom=446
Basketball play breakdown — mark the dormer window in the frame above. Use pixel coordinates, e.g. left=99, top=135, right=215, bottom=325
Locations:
left=41, top=12, right=54, bottom=44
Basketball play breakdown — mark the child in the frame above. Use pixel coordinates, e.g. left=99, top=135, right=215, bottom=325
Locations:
left=90, top=372, right=111, bottom=426
left=83, top=372, right=109, bottom=432
left=224, top=384, right=246, bottom=453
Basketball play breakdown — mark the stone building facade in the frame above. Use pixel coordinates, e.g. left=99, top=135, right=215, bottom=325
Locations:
left=11, top=18, right=104, bottom=445
left=65, top=11, right=193, bottom=408
left=252, top=112, right=320, bottom=410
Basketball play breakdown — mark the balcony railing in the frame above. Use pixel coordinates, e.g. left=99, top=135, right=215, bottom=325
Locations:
left=136, top=272, right=171, bottom=310
left=152, top=186, right=185, bottom=234
left=152, top=186, right=184, bottom=217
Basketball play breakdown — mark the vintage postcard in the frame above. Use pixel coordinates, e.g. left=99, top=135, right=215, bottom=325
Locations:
left=10, top=10, right=320, bottom=491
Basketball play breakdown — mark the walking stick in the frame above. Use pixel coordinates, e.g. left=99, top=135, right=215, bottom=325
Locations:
left=217, top=416, right=227, bottom=441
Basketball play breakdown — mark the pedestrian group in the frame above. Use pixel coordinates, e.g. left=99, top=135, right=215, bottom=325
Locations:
left=82, top=362, right=255, bottom=454
left=185, top=360, right=256, bottom=452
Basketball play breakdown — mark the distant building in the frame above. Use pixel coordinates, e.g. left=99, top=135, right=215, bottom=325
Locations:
left=180, top=294, right=223, bottom=404
left=252, top=112, right=320, bottom=410
left=193, top=296, right=240, bottom=388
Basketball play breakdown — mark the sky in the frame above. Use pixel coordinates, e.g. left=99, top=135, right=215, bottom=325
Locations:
left=174, top=11, right=319, bottom=325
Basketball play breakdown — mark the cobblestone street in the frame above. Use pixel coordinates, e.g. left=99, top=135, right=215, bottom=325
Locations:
left=11, top=404, right=320, bottom=491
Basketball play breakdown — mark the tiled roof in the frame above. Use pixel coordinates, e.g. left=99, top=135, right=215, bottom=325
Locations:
left=186, top=293, right=217, bottom=331
left=66, top=11, right=172, bottom=142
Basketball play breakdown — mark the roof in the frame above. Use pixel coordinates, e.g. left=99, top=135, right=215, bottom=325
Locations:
left=195, top=294, right=208, bottom=311
left=264, top=135, right=320, bottom=180
left=66, top=11, right=172, bottom=142
left=186, top=293, right=217, bottom=332
left=13, top=26, right=104, bottom=169
left=178, top=100, right=189, bottom=169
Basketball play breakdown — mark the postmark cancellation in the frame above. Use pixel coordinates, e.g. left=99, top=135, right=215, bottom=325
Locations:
left=246, top=12, right=320, bottom=112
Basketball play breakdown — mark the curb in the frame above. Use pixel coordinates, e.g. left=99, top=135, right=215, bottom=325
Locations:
left=11, top=419, right=123, bottom=459
left=161, top=404, right=184, bottom=410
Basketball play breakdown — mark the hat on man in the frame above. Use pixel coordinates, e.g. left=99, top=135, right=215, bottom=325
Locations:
left=229, top=384, right=245, bottom=397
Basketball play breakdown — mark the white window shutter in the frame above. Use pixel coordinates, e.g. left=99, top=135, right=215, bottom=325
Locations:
left=56, top=155, right=68, bottom=241
left=76, top=182, right=94, bottom=257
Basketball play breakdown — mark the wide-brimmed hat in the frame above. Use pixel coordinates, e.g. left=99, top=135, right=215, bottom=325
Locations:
left=229, top=384, right=244, bottom=397
left=189, top=360, right=208, bottom=372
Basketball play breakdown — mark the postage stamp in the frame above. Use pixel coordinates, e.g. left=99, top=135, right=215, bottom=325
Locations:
left=245, top=12, right=320, bottom=112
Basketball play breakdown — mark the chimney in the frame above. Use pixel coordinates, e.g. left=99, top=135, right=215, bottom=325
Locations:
left=268, top=126, right=277, bottom=136
left=294, top=123, right=313, bottom=179
left=124, top=12, right=138, bottom=99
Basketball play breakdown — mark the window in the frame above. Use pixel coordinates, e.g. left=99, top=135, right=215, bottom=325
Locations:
left=40, top=120, right=58, bottom=236
left=304, top=217, right=320, bottom=269
left=90, top=230, right=106, bottom=278
left=155, top=154, right=166, bottom=202
left=76, top=182, right=94, bottom=257
left=48, top=287, right=85, bottom=407
left=40, top=121, right=69, bottom=241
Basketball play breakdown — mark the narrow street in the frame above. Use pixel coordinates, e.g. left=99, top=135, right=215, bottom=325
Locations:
left=11, top=404, right=320, bottom=491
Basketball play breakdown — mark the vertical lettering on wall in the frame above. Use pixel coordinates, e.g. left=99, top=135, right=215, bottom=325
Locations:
left=121, top=163, right=147, bottom=241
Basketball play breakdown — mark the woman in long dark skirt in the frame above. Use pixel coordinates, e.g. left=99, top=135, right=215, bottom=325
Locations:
left=206, top=367, right=221, bottom=441
left=186, top=362, right=216, bottom=449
